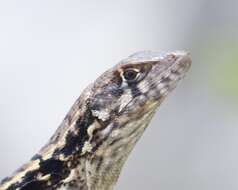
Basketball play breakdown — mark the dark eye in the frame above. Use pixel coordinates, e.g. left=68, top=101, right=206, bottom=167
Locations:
left=123, top=69, right=138, bottom=81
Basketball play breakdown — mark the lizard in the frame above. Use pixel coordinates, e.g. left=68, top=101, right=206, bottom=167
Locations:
left=0, top=50, right=191, bottom=190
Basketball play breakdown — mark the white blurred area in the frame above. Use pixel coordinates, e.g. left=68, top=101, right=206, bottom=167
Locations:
left=0, top=0, right=238, bottom=189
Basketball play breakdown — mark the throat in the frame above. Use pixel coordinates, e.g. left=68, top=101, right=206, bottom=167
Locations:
left=85, top=110, right=157, bottom=190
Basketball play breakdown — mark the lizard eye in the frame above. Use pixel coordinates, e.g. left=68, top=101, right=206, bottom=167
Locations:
left=123, top=69, right=139, bottom=82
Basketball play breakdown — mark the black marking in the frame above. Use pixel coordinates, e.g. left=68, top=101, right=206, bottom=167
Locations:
left=6, top=182, right=20, bottom=190
left=96, top=156, right=103, bottom=172
left=91, top=122, right=119, bottom=152
left=74, top=107, right=94, bottom=151
left=109, top=137, right=123, bottom=146
left=128, top=83, right=142, bottom=97
left=39, top=158, right=65, bottom=175
left=85, top=155, right=103, bottom=175
left=7, top=158, right=69, bottom=190
left=161, top=76, right=171, bottom=83
left=54, top=107, right=95, bottom=158
left=31, top=154, right=43, bottom=161
left=111, top=87, right=124, bottom=98
left=21, top=180, right=44, bottom=190
left=112, top=70, right=123, bottom=87
left=171, top=69, right=180, bottom=75
left=59, top=132, right=81, bottom=157
left=95, top=116, right=111, bottom=128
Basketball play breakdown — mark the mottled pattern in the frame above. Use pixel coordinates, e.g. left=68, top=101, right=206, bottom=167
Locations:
left=0, top=51, right=191, bottom=190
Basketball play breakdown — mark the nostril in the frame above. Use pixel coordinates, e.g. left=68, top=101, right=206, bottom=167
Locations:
left=167, top=54, right=178, bottom=62
left=171, top=69, right=180, bottom=75
left=161, top=76, right=171, bottom=83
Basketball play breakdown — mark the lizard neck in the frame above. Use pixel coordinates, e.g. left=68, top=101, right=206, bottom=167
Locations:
left=84, top=109, right=156, bottom=190
left=0, top=94, right=94, bottom=190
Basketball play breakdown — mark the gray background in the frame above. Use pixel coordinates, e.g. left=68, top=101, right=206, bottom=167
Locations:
left=1, top=0, right=238, bottom=189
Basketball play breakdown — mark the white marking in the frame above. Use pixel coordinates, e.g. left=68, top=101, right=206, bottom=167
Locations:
left=111, top=129, right=120, bottom=138
left=118, top=90, right=133, bottom=112
left=99, top=123, right=114, bottom=137
left=82, top=141, right=93, bottom=154
left=87, top=121, right=101, bottom=138
left=157, top=83, right=166, bottom=90
left=169, top=73, right=178, bottom=81
left=62, top=169, right=77, bottom=183
left=162, top=70, right=171, bottom=79
left=160, top=88, right=168, bottom=95
left=137, top=80, right=150, bottom=93
left=92, top=109, right=110, bottom=121
left=57, top=186, right=69, bottom=190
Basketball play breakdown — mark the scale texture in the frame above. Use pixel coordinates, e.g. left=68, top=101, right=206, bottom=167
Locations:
left=0, top=51, right=191, bottom=190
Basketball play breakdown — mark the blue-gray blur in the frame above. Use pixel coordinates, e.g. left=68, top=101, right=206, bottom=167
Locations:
left=0, top=0, right=237, bottom=189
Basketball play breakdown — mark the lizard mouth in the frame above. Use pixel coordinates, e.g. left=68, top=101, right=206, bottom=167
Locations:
left=157, top=51, right=191, bottom=77
left=170, top=51, right=192, bottom=75
left=147, top=51, right=192, bottom=101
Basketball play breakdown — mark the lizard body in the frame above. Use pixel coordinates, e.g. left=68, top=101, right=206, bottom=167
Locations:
left=0, top=51, right=191, bottom=190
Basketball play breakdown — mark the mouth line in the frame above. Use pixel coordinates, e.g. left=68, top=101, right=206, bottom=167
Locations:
left=159, top=52, right=191, bottom=81
left=147, top=53, right=191, bottom=100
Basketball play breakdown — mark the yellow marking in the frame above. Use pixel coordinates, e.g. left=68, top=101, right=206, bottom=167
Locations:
left=1, top=160, right=40, bottom=190
left=47, top=181, right=52, bottom=186
left=40, top=174, right=51, bottom=181
left=59, top=154, right=66, bottom=161
left=87, top=120, right=101, bottom=138
left=67, top=162, right=72, bottom=168
left=62, top=169, right=77, bottom=183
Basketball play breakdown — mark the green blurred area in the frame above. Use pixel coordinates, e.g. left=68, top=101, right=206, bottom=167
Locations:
left=204, top=37, right=238, bottom=98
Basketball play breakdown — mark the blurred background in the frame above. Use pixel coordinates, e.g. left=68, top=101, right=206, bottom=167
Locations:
left=0, top=0, right=238, bottom=189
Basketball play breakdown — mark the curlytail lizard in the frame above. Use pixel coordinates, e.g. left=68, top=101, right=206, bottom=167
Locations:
left=0, top=51, right=191, bottom=190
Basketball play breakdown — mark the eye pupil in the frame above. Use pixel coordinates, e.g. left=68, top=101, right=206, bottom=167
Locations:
left=123, top=70, right=138, bottom=81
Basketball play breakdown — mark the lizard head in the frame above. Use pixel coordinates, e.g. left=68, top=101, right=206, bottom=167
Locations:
left=90, top=51, right=191, bottom=122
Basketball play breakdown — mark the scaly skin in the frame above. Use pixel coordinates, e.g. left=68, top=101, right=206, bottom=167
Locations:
left=0, top=51, right=191, bottom=190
